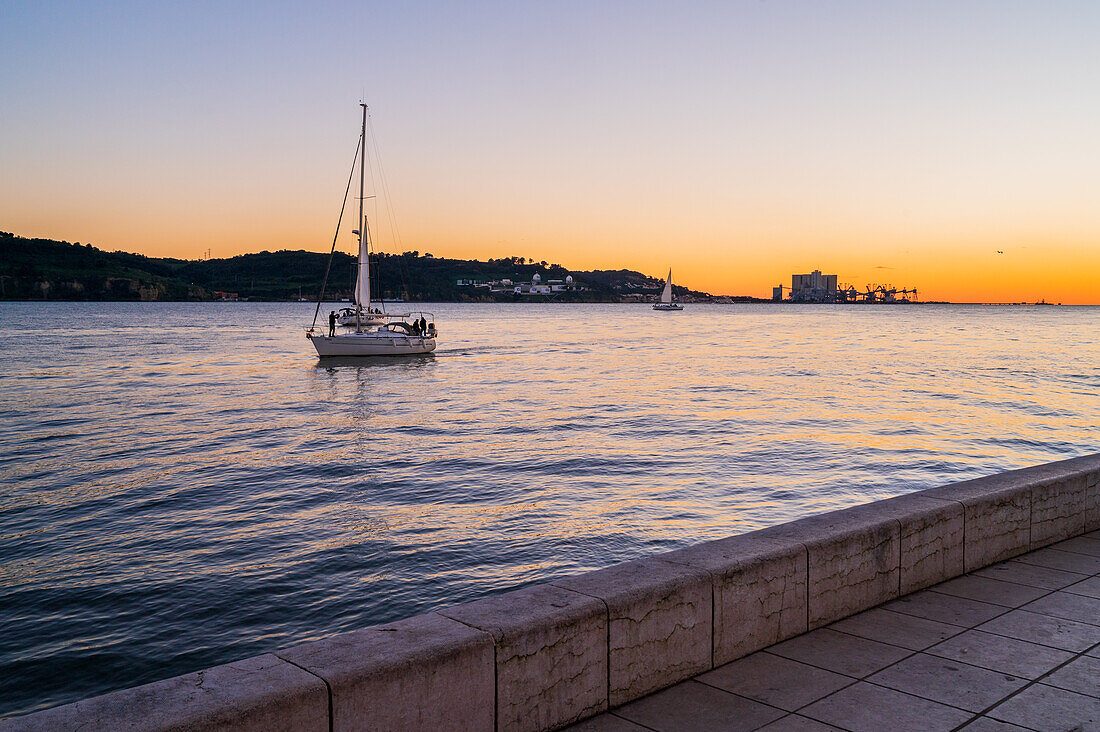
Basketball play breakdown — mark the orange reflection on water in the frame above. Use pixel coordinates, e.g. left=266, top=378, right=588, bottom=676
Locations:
left=2, top=301, right=1098, bottom=719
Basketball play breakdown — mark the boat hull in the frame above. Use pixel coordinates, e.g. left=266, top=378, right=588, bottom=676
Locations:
left=308, top=333, right=436, bottom=357
left=652, top=303, right=684, bottom=311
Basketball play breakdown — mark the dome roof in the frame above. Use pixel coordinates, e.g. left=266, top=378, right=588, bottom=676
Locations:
left=532, top=273, right=541, bottom=283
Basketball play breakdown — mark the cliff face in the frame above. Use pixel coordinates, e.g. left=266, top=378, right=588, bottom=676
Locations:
left=14, top=277, right=202, bottom=301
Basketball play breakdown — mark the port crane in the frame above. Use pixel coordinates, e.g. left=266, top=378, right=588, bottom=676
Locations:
left=776, top=281, right=918, bottom=303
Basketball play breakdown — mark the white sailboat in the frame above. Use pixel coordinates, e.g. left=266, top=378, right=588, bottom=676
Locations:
left=652, top=268, right=684, bottom=311
left=307, top=104, right=437, bottom=357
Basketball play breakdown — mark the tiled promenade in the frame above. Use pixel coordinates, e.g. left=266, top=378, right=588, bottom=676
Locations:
left=570, top=532, right=1100, bottom=732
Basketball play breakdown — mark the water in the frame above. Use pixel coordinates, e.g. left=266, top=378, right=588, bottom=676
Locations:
left=0, top=301, right=1096, bottom=719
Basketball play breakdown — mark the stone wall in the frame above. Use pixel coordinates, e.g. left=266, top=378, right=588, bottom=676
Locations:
left=6, top=454, right=1099, bottom=731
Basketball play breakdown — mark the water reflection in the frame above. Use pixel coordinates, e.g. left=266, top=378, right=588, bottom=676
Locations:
left=315, top=354, right=437, bottom=370
left=0, top=302, right=1097, bottom=719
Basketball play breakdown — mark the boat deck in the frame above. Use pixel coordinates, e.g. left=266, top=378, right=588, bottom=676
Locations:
left=569, top=532, right=1100, bottom=731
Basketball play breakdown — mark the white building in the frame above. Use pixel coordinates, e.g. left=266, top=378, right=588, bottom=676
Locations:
left=470, top=272, right=583, bottom=296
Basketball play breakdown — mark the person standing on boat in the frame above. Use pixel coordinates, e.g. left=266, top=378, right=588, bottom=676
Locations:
left=418, top=316, right=427, bottom=334
left=328, top=310, right=336, bottom=337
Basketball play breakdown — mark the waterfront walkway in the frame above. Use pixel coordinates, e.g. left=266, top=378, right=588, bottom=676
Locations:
left=570, top=531, right=1100, bottom=732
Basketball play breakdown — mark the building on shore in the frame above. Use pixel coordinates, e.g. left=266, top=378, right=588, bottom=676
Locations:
left=774, top=270, right=918, bottom=303
left=789, top=270, right=839, bottom=303
left=457, top=273, right=582, bottom=296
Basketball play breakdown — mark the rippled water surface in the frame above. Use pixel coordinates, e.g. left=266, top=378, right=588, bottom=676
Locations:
left=0, top=301, right=1097, bottom=718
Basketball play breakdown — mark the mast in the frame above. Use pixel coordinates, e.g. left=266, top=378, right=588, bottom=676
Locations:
left=355, top=103, right=369, bottom=331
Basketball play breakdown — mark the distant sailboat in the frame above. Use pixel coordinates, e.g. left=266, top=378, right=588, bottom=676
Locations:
left=652, top=269, right=683, bottom=311
left=306, top=104, right=437, bottom=357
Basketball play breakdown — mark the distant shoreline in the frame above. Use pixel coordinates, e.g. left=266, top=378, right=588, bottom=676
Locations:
left=5, top=298, right=1086, bottom=306
left=2, top=233, right=1085, bottom=306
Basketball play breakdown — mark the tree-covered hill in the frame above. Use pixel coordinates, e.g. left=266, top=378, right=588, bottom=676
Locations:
left=0, top=232, right=714, bottom=302
left=0, top=233, right=201, bottom=300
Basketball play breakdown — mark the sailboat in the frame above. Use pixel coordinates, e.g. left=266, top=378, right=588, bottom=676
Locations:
left=652, top=269, right=684, bottom=311
left=306, top=104, right=438, bottom=357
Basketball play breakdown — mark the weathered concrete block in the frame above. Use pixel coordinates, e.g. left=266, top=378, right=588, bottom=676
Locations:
left=661, top=527, right=807, bottom=665
left=1032, top=474, right=1091, bottom=549
left=276, top=612, right=492, bottom=732
left=875, top=494, right=964, bottom=594
left=923, top=475, right=1030, bottom=572
left=1085, top=470, right=1100, bottom=532
left=552, top=557, right=711, bottom=706
left=1, top=654, right=328, bottom=732
left=767, top=505, right=900, bottom=629
left=921, top=455, right=1100, bottom=568
left=439, top=583, right=606, bottom=732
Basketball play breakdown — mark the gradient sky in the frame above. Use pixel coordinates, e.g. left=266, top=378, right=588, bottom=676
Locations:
left=3, top=1, right=1099, bottom=303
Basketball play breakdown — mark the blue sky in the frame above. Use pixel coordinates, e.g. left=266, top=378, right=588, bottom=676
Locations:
left=3, top=1, right=1099, bottom=301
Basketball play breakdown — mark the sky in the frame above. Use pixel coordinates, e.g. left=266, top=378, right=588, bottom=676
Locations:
left=2, top=1, right=1099, bottom=303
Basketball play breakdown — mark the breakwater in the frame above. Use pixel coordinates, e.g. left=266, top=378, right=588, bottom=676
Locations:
left=6, top=454, right=1098, bottom=731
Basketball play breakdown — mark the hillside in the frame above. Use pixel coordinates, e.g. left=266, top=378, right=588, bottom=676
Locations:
left=0, top=233, right=716, bottom=302
left=0, top=233, right=202, bottom=300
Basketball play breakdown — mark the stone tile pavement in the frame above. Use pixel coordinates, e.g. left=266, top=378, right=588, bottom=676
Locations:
left=567, top=531, right=1100, bottom=732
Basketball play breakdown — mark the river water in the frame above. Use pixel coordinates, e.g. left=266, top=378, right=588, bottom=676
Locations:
left=0, top=301, right=1096, bottom=718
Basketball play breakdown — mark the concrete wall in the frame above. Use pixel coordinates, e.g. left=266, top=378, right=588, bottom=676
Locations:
left=6, top=454, right=1099, bottom=731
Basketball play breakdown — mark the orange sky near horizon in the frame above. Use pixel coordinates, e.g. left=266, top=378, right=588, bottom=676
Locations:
left=3, top=2, right=1099, bottom=305
left=11, top=213, right=1098, bottom=305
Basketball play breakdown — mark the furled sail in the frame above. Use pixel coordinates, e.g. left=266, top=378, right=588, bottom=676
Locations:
left=354, top=215, right=371, bottom=308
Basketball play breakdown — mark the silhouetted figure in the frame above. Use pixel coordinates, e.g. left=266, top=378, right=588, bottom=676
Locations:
left=328, top=310, right=336, bottom=337
left=419, top=317, right=427, bottom=333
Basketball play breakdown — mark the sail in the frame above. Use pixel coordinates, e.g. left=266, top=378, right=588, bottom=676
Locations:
left=660, top=269, right=673, bottom=304
left=354, top=215, right=371, bottom=308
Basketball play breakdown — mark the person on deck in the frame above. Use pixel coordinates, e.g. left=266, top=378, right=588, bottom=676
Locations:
left=328, top=310, right=336, bottom=337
